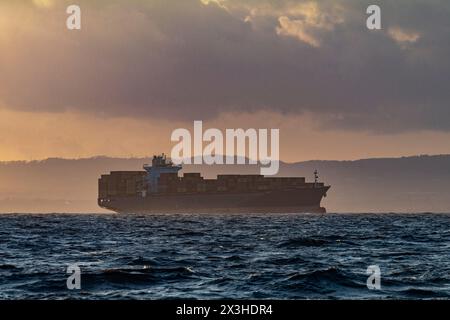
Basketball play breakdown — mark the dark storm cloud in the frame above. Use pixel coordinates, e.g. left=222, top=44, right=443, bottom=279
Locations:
left=0, top=0, right=449, bottom=132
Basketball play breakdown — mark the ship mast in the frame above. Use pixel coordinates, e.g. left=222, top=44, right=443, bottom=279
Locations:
left=314, top=169, right=319, bottom=187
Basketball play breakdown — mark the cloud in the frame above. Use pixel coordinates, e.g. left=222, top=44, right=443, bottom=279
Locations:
left=277, top=16, right=321, bottom=47
left=388, top=27, right=421, bottom=46
left=276, top=2, right=344, bottom=47
left=0, top=0, right=449, bottom=133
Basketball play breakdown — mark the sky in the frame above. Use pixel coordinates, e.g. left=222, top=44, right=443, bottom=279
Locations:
left=0, top=0, right=449, bottom=162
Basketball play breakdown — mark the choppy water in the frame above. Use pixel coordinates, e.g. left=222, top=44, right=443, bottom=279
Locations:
left=0, top=213, right=449, bottom=299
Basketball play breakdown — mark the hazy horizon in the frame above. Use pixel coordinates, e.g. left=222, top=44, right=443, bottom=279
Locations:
left=1, top=154, right=450, bottom=213
left=1, top=152, right=449, bottom=164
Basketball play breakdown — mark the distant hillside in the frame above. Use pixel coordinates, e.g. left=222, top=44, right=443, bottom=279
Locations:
left=1, top=155, right=450, bottom=213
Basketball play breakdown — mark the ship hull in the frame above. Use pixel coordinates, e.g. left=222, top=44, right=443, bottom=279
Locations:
left=99, top=186, right=330, bottom=214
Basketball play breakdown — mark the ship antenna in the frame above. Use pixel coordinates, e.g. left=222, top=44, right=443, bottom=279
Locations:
left=314, top=169, right=319, bottom=187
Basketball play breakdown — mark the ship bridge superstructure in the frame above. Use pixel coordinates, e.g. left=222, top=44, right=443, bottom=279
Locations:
left=143, top=154, right=182, bottom=193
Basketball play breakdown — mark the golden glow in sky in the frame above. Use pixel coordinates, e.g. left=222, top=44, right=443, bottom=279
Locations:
left=32, top=0, right=54, bottom=8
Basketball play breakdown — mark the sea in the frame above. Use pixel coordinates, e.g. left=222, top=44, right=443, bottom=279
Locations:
left=0, top=213, right=449, bottom=299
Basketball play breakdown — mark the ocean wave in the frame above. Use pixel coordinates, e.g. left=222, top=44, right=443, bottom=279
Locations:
left=278, top=237, right=331, bottom=248
left=1, top=213, right=449, bottom=299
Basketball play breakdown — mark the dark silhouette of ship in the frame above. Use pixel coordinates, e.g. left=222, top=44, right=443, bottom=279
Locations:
left=98, top=154, right=330, bottom=213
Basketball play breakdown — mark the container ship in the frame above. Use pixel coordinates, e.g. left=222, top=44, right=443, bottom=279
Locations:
left=98, top=155, right=330, bottom=214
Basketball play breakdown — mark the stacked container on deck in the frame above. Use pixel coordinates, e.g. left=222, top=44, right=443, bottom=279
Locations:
left=99, top=170, right=314, bottom=199
left=98, top=171, right=146, bottom=198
